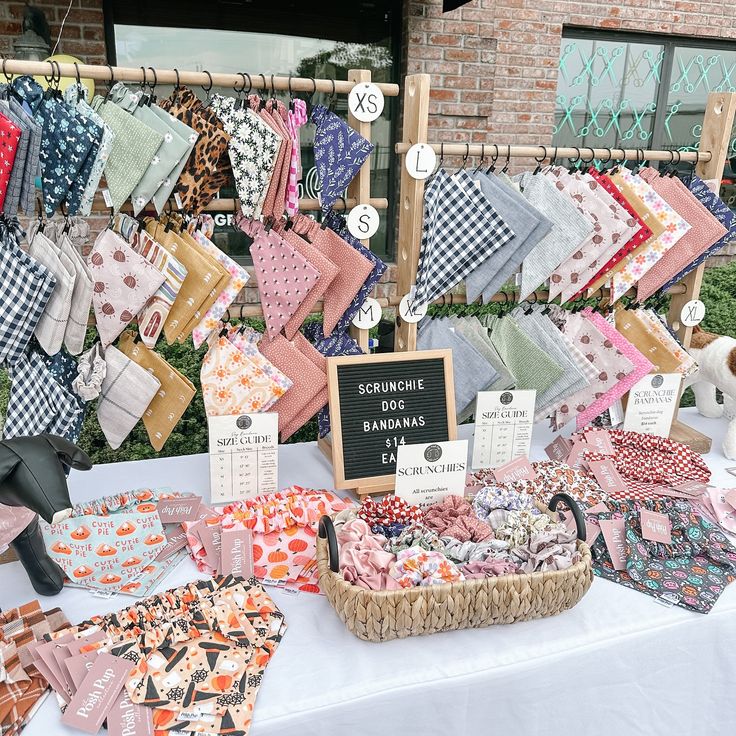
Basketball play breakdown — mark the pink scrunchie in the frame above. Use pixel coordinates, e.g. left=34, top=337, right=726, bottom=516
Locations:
left=461, top=559, right=518, bottom=579
left=338, top=519, right=400, bottom=591
left=422, top=495, right=492, bottom=542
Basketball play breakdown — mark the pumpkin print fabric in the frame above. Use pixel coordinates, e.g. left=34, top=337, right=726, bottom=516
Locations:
left=87, top=229, right=166, bottom=346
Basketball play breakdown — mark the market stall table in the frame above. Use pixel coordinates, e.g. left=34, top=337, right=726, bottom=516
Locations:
left=2, top=407, right=735, bottom=736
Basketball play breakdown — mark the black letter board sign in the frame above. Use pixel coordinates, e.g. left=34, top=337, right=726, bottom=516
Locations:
left=326, top=350, right=457, bottom=494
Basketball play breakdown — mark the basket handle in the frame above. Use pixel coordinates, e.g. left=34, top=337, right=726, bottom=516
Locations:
left=318, top=515, right=340, bottom=572
left=548, top=493, right=586, bottom=542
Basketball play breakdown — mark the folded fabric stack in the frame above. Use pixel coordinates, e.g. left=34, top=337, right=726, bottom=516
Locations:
left=44, top=576, right=284, bottom=736
left=0, top=600, right=70, bottom=736
left=418, top=297, right=699, bottom=430
left=335, top=492, right=580, bottom=591
left=39, top=487, right=191, bottom=597
left=182, top=487, right=356, bottom=593
left=413, top=161, right=736, bottom=309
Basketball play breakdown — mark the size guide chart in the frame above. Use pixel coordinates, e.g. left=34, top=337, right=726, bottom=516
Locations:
left=208, top=414, right=278, bottom=502
left=472, top=390, right=536, bottom=469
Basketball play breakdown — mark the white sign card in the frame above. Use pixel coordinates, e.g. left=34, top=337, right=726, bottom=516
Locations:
left=395, top=439, right=468, bottom=509
left=351, top=296, right=382, bottom=329
left=679, top=299, right=706, bottom=327
left=405, top=143, right=436, bottom=180
left=623, top=373, right=681, bottom=438
left=471, top=389, right=536, bottom=469
left=347, top=204, right=380, bottom=240
left=347, top=82, right=384, bottom=122
left=208, top=413, right=278, bottom=503
left=398, top=292, right=427, bottom=322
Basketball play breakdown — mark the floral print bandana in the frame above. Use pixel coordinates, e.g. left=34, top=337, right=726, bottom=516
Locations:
left=88, top=228, right=166, bottom=346
left=635, top=170, right=729, bottom=301
left=13, top=76, right=98, bottom=215
left=591, top=498, right=736, bottom=614
left=658, top=176, right=736, bottom=294
left=201, top=335, right=286, bottom=417
left=608, top=169, right=691, bottom=303
left=189, top=227, right=249, bottom=349
left=209, top=95, right=280, bottom=220
left=311, top=103, right=374, bottom=213
left=63, top=84, right=114, bottom=217
left=226, top=325, right=292, bottom=409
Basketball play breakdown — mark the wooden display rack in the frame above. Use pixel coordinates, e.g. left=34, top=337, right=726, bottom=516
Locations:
left=393, top=75, right=736, bottom=453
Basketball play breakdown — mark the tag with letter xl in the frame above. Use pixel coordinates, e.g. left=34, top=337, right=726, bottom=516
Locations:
left=156, top=496, right=202, bottom=523
left=599, top=518, right=628, bottom=571
left=61, top=653, right=132, bottom=734
left=220, top=528, right=254, bottom=578
left=640, top=509, right=672, bottom=544
left=492, top=456, right=536, bottom=484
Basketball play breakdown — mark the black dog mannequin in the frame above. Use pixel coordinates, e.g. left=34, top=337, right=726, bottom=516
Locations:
left=0, top=434, right=92, bottom=596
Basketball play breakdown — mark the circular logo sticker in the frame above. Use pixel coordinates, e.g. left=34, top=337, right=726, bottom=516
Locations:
left=651, top=375, right=664, bottom=388
left=424, top=444, right=443, bottom=462
left=348, top=82, right=384, bottom=122
left=680, top=299, right=706, bottom=327
left=347, top=204, right=380, bottom=240
left=236, top=415, right=253, bottom=430
left=500, top=392, right=514, bottom=405
left=398, top=293, right=428, bottom=323
left=351, top=297, right=382, bottom=329
left=405, top=143, right=437, bottom=180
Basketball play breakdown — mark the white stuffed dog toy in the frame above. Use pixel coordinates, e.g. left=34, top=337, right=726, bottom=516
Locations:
left=686, top=327, right=736, bottom=459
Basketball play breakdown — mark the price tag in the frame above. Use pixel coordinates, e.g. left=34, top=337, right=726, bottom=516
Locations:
left=405, top=143, right=436, bottom=180
left=347, top=204, right=380, bottom=239
left=680, top=299, right=705, bottom=327
left=398, top=293, right=427, bottom=323
left=348, top=82, right=384, bottom=122
left=101, top=189, right=112, bottom=208
left=174, top=192, right=183, bottom=210
left=351, top=296, right=382, bottom=329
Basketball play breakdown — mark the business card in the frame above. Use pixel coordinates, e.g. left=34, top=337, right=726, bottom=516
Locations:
left=156, top=496, right=202, bottom=523
left=220, top=528, right=254, bottom=578
left=395, top=440, right=468, bottom=509
left=61, top=653, right=132, bottom=734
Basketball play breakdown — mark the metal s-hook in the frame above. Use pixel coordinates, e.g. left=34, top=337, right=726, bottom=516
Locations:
left=487, top=144, right=499, bottom=174
left=670, top=149, right=682, bottom=177
left=147, top=66, right=158, bottom=104
left=258, top=73, right=267, bottom=109
left=328, top=78, right=337, bottom=111
left=201, top=70, right=213, bottom=102
left=1, top=58, right=11, bottom=84
left=533, top=145, right=547, bottom=175
left=567, top=146, right=581, bottom=173
left=501, top=145, right=511, bottom=174
left=458, top=143, right=469, bottom=173
left=73, top=62, right=82, bottom=102
left=474, top=143, right=486, bottom=173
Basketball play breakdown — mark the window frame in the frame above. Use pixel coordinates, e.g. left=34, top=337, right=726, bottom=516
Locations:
left=561, top=26, right=736, bottom=152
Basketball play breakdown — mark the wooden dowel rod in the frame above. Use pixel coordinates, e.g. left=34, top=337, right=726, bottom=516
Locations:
left=386, top=283, right=687, bottom=307
left=120, top=197, right=389, bottom=215
left=394, top=143, right=711, bottom=162
left=0, top=58, right=400, bottom=96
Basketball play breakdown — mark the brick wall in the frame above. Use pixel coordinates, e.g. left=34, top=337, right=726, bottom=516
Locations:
left=403, top=0, right=736, bottom=267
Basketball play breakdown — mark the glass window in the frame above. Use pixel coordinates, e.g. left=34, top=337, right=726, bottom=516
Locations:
left=554, top=30, right=736, bottom=205
left=108, top=2, right=399, bottom=263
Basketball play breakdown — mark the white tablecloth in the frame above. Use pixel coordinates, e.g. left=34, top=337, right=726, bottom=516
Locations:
left=3, top=408, right=735, bottom=736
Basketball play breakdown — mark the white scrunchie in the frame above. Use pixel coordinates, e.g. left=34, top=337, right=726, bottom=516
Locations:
left=73, top=342, right=107, bottom=401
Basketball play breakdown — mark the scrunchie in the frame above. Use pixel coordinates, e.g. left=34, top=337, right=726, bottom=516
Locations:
left=338, top=519, right=400, bottom=591
left=422, top=495, right=492, bottom=542
left=512, top=528, right=580, bottom=573
left=389, top=546, right=464, bottom=588
left=461, top=559, right=519, bottom=579
left=73, top=342, right=106, bottom=401
left=385, top=524, right=445, bottom=555
left=495, top=510, right=562, bottom=548
left=472, top=486, right=540, bottom=521
left=357, top=495, right=422, bottom=526
left=440, top=536, right=510, bottom=564
left=371, top=522, right=406, bottom=538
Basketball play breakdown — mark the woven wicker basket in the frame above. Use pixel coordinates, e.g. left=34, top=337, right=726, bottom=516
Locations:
left=317, top=493, right=593, bottom=642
